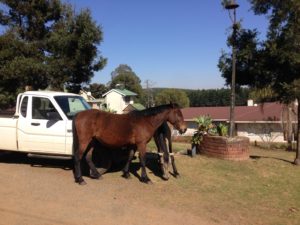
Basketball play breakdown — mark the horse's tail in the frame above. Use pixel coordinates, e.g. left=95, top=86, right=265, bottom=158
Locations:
left=73, top=114, right=84, bottom=183
left=72, top=114, right=87, bottom=184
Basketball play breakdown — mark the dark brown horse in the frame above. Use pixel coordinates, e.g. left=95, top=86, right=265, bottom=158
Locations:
left=90, top=122, right=178, bottom=181
left=72, top=103, right=187, bottom=185
left=154, top=121, right=179, bottom=180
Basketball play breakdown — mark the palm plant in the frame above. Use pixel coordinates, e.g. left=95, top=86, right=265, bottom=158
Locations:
left=191, top=115, right=215, bottom=146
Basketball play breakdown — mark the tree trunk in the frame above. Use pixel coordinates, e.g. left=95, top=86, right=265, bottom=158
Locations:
left=287, top=104, right=293, bottom=151
left=294, top=99, right=300, bottom=165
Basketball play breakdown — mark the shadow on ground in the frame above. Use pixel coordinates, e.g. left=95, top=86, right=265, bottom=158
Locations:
left=250, top=155, right=294, bottom=164
left=0, top=151, right=72, bottom=170
left=0, top=150, right=166, bottom=181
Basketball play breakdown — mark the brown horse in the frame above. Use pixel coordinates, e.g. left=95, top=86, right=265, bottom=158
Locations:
left=90, top=122, right=177, bottom=181
left=72, top=103, right=187, bottom=185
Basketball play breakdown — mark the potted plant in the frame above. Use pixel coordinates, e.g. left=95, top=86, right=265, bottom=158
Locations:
left=217, top=123, right=228, bottom=137
left=191, top=115, right=215, bottom=154
left=191, top=116, right=249, bottom=160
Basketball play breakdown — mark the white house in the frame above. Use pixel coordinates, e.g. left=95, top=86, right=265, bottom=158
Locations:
left=79, top=90, right=104, bottom=109
left=102, top=89, right=137, bottom=114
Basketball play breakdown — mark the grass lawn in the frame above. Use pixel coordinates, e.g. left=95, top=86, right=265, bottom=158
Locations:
left=145, top=141, right=300, bottom=225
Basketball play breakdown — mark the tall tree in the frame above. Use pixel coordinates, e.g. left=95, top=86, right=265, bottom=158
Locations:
left=186, top=88, right=250, bottom=107
left=0, top=0, right=106, bottom=108
left=84, top=83, right=108, bottom=99
left=48, top=5, right=107, bottom=92
left=155, top=89, right=190, bottom=108
left=219, top=0, right=300, bottom=164
left=109, top=64, right=143, bottom=101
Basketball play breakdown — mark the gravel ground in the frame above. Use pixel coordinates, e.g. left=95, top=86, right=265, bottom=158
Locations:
left=0, top=151, right=209, bottom=225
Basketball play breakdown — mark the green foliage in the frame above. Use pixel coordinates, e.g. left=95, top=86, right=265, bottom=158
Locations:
left=191, top=115, right=216, bottom=145
left=0, top=0, right=106, bottom=108
left=217, top=123, right=228, bottom=136
left=249, top=86, right=278, bottom=103
left=110, top=64, right=143, bottom=101
left=155, top=89, right=189, bottom=107
left=186, top=87, right=250, bottom=107
left=218, top=28, right=262, bottom=87
left=84, top=83, right=108, bottom=99
left=220, top=0, right=300, bottom=160
left=47, top=5, right=107, bottom=92
left=191, top=116, right=229, bottom=145
left=220, top=1, right=300, bottom=103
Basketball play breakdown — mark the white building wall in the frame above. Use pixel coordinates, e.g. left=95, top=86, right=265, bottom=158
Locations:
left=182, top=121, right=286, bottom=143
left=105, top=92, right=126, bottom=114
left=236, top=123, right=285, bottom=142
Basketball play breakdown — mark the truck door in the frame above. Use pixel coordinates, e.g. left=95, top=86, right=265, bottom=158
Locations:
left=17, top=96, right=67, bottom=154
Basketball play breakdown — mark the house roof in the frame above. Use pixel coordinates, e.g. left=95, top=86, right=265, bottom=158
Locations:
left=102, top=88, right=137, bottom=97
left=122, top=103, right=146, bottom=113
left=182, top=102, right=283, bottom=123
left=129, top=103, right=146, bottom=111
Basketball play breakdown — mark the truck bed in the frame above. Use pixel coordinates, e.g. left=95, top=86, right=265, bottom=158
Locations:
left=0, top=117, right=18, bottom=151
left=0, top=110, right=15, bottom=118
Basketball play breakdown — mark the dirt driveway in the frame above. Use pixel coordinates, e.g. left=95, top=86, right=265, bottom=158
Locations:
left=0, top=152, right=210, bottom=225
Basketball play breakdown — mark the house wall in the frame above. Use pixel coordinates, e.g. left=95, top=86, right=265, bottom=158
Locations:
left=184, top=121, right=198, bottom=136
left=105, top=92, right=128, bottom=114
left=182, top=121, right=286, bottom=143
left=237, top=123, right=284, bottom=142
left=91, top=103, right=99, bottom=109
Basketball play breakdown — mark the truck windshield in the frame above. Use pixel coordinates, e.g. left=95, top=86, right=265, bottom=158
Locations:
left=54, top=96, right=91, bottom=120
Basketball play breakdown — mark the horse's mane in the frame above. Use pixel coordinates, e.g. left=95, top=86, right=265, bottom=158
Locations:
left=130, top=103, right=180, bottom=117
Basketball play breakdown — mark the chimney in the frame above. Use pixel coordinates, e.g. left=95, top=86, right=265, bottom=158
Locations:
left=247, top=99, right=254, bottom=106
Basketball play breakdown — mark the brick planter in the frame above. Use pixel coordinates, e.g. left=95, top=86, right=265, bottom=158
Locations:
left=200, top=135, right=250, bottom=161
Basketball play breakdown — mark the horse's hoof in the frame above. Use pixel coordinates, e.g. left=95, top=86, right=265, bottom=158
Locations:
left=76, top=179, right=87, bottom=185
left=162, top=175, right=169, bottom=181
left=122, top=172, right=131, bottom=179
left=79, top=180, right=87, bottom=185
left=140, top=177, right=152, bottom=184
left=174, top=172, right=180, bottom=178
left=90, top=173, right=102, bottom=179
left=75, top=177, right=87, bottom=185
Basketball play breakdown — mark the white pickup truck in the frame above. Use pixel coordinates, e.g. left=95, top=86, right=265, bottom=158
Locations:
left=0, top=91, right=90, bottom=157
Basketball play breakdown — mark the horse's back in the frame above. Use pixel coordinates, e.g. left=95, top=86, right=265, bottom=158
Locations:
left=74, top=109, right=137, bottom=146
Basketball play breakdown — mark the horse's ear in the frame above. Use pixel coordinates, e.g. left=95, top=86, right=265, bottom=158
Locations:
left=169, top=101, right=174, bottom=108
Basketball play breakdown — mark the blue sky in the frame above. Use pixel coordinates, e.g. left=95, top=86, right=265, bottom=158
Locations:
left=12, top=1, right=270, bottom=90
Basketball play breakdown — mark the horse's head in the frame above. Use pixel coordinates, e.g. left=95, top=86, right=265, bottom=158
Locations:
left=167, top=104, right=187, bottom=134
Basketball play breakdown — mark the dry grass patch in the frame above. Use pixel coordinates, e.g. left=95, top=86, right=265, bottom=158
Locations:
left=144, top=142, right=300, bottom=225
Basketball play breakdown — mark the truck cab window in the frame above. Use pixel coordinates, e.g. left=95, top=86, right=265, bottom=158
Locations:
left=32, top=97, right=61, bottom=120
left=20, top=96, right=28, bottom=118
left=54, top=96, right=90, bottom=120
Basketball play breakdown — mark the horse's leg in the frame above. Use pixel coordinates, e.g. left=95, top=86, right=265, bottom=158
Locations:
left=154, top=132, right=167, bottom=179
left=138, top=145, right=151, bottom=183
left=122, top=149, right=135, bottom=179
left=85, top=142, right=101, bottom=179
left=74, top=143, right=86, bottom=185
left=168, top=137, right=179, bottom=177
left=162, top=136, right=170, bottom=180
left=97, top=152, right=111, bottom=175
left=155, top=133, right=169, bottom=180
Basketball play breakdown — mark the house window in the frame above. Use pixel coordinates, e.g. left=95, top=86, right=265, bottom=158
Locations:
left=124, top=96, right=131, bottom=104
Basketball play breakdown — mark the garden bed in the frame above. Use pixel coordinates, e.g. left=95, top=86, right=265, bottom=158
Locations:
left=200, top=135, right=250, bottom=160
